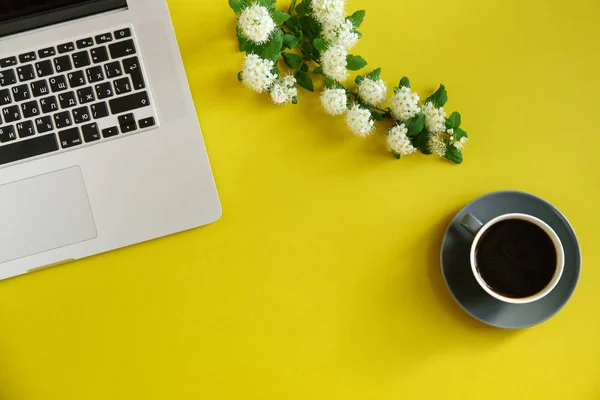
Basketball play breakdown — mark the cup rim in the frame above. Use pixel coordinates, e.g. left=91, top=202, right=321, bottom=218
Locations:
left=469, top=213, right=565, bottom=305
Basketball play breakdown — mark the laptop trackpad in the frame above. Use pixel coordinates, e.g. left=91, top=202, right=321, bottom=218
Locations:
left=0, top=166, right=97, bottom=265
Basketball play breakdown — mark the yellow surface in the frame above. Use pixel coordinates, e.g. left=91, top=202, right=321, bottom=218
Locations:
left=1, top=0, right=599, bottom=398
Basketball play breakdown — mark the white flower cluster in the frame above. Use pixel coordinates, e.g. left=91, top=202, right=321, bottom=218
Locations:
left=454, top=136, right=468, bottom=150
left=357, top=78, right=387, bottom=107
left=270, top=75, right=298, bottom=105
left=311, top=0, right=346, bottom=25
left=238, top=4, right=276, bottom=44
left=387, top=124, right=417, bottom=157
left=428, top=134, right=447, bottom=158
left=391, top=86, right=421, bottom=121
left=321, top=19, right=359, bottom=50
left=241, top=53, right=276, bottom=93
left=320, top=88, right=348, bottom=115
left=345, top=104, right=374, bottom=137
left=423, top=102, right=447, bottom=134
left=321, top=44, right=349, bottom=82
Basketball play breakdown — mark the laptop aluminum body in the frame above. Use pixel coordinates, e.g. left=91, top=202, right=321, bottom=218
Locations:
left=0, top=0, right=221, bottom=280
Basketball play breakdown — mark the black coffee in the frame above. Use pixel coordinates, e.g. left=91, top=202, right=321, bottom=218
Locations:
left=475, top=219, right=557, bottom=298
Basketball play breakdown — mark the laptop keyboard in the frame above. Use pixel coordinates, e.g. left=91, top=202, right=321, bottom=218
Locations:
left=0, top=26, right=158, bottom=168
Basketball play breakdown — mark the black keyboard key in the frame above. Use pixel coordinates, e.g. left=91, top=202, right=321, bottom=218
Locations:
left=2, top=105, right=21, bottom=123
left=102, top=126, right=119, bottom=138
left=139, top=117, right=155, bottom=128
left=21, top=100, right=40, bottom=118
left=0, top=89, right=11, bottom=106
left=49, top=75, right=68, bottom=92
left=86, top=66, right=104, bottom=83
left=77, top=87, right=95, bottom=104
left=95, top=33, right=113, bottom=44
left=67, top=70, right=86, bottom=88
left=113, top=76, right=131, bottom=95
left=76, top=38, right=94, bottom=49
left=17, top=65, right=36, bottom=82
left=122, top=56, right=145, bottom=90
left=81, top=122, right=100, bottom=142
left=120, top=123, right=137, bottom=133
left=72, top=106, right=91, bottom=124
left=109, top=91, right=150, bottom=115
left=58, top=127, right=82, bottom=148
left=57, top=42, right=75, bottom=53
left=53, top=111, right=72, bottom=129
left=54, top=55, right=72, bottom=73
left=0, top=69, right=17, bottom=86
left=0, top=125, right=16, bottom=143
left=11, top=84, right=30, bottom=102
left=38, top=47, right=56, bottom=58
left=0, top=57, right=17, bottom=68
left=35, top=60, right=54, bottom=77
left=72, top=51, right=91, bottom=68
left=108, top=39, right=136, bottom=59
left=118, top=113, right=135, bottom=125
left=40, top=96, right=59, bottom=113
left=16, top=120, right=35, bottom=138
left=114, top=28, right=132, bottom=39
left=104, top=61, right=122, bottom=79
left=30, top=80, right=50, bottom=97
left=35, top=115, right=54, bottom=133
left=58, top=91, right=77, bottom=109
left=95, top=82, right=113, bottom=99
left=19, top=52, right=37, bottom=63
left=0, top=133, right=58, bottom=166
left=90, top=46, right=109, bottom=64
left=90, top=102, right=109, bottom=119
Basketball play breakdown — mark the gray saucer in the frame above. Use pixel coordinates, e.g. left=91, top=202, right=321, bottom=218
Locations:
left=441, top=191, right=581, bottom=329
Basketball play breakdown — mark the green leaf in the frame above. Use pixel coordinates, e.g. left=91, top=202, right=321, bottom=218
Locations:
left=237, top=35, right=248, bottom=51
left=411, top=130, right=432, bottom=154
left=347, top=10, right=366, bottom=28
left=346, top=55, right=367, bottom=71
left=371, top=111, right=383, bottom=121
left=425, top=84, right=448, bottom=108
left=272, top=10, right=291, bottom=24
left=260, top=29, right=283, bottom=62
left=404, top=113, right=425, bottom=137
left=237, top=72, right=243, bottom=81
left=285, top=17, right=303, bottom=37
left=256, top=0, right=276, bottom=10
left=300, top=63, right=309, bottom=72
left=313, top=38, right=328, bottom=53
left=292, top=96, right=298, bottom=105
left=355, top=75, right=365, bottom=85
left=295, top=70, right=314, bottom=92
left=399, top=76, right=410, bottom=88
left=454, top=127, right=468, bottom=140
left=301, top=42, right=317, bottom=59
left=392, top=151, right=401, bottom=160
left=295, top=0, right=310, bottom=16
left=282, top=52, right=303, bottom=69
left=367, top=68, right=381, bottom=80
left=229, top=0, right=249, bottom=15
left=445, top=112, right=461, bottom=130
left=325, top=77, right=335, bottom=89
left=313, top=66, right=324, bottom=75
left=445, top=146, right=463, bottom=164
left=299, top=16, right=321, bottom=41
left=282, top=33, right=299, bottom=49
left=288, top=0, right=297, bottom=14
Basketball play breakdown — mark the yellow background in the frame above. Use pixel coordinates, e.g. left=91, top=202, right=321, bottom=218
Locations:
left=1, top=0, right=599, bottom=398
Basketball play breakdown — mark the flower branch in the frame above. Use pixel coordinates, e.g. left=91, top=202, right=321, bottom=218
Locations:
left=230, top=0, right=469, bottom=164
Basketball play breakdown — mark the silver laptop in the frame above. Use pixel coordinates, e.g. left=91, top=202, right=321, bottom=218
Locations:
left=0, top=0, right=221, bottom=280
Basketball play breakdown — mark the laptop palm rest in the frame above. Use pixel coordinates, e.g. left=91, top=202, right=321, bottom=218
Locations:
left=0, top=166, right=97, bottom=265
